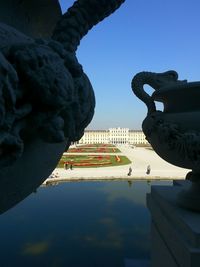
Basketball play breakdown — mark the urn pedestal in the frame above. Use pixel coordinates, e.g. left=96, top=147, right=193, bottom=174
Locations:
left=147, top=183, right=200, bottom=267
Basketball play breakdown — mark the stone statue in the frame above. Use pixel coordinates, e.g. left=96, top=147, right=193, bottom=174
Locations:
left=0, top=0, right=62, bottom=38
left=132, top=70, right=200, bottom=211
left=0, top=0, right=125, bottom=214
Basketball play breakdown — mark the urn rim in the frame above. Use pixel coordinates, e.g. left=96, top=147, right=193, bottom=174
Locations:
left=152, top=81, right=200, bottom=98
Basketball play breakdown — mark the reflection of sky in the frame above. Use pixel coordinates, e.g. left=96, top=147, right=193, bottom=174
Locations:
left=0, top=181, right=172, bottom=267
left=97, top=180, right=172, bottom=206
left=22, top=241, right=50, bottom=255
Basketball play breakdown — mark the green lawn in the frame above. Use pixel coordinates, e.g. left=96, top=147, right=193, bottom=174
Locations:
left=57, top=154, right=131, bottom=168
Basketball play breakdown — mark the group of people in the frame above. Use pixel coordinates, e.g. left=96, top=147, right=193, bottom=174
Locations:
left=64, top=163, right=73, bottom=170
left=127, top=165, right=151, bottom=176
left=49, top=172, right=59, bottom=179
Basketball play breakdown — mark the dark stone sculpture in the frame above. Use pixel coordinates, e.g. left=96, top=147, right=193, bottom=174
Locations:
left=132, top=71, right=200, bottom=211
left=0, top=0, right=125, bottom=213
left=0, top=0, right=62, bottom=38
left=0, top=0, right=125, bottom=167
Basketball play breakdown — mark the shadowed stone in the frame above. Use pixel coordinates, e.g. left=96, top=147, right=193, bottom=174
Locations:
left=0, top=0, right=62, bottom=38
left=0, top=0, right=125, bottom=213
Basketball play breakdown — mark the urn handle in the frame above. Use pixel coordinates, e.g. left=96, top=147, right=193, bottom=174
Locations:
left=131, top=70, right=179, bottom=114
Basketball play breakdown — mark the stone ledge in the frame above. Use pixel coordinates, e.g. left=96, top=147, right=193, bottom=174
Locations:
left=124, top=259, right=150, bottom=267
left=147, top=185, right=200, bottom=267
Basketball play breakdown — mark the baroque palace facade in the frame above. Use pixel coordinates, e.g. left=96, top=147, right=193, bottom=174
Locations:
left=78, top=127, right=149, bottom=145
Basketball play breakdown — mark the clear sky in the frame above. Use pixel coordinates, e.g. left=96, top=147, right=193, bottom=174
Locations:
left=59, top=0, right=200, bottom=130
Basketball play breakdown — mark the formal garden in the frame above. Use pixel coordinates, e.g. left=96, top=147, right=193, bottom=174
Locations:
left=67, top=146, right=121, bottom=153
left=59, top=144, right=130, bottom=168
left=77, top=144, right=115, bottom=148
left=58, top=154, right=131, bottom=168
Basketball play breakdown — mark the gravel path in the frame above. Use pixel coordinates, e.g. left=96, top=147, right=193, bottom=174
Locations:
left=43, top=145, right=189, bottom=183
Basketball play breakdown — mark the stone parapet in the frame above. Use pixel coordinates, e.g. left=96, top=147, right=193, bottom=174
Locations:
left=147, top=184, right=200, bottom=267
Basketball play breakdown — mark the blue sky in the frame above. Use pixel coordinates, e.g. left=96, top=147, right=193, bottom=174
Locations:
left=59, top=0, right=200, bottom=129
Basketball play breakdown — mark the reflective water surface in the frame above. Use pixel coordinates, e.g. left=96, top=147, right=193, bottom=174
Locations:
left=0, top=180, right=172, bottom=267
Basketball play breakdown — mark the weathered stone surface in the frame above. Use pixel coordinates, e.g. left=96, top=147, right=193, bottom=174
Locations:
left=0, top=0, right=62, bottom=38
left=132, top=70, right=200, bottom=210
left=147, top=185, right=200, bottom=267
left=0, top=0, right=125, bottom=213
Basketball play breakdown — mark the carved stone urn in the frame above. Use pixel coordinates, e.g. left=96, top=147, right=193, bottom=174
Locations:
left=132, top=70, right=200, bottom=211
left=0, top=0, right=125, bottom=214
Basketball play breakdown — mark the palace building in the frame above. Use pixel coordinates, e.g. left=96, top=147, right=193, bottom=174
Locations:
left=78, top=127, right=149, bottom=145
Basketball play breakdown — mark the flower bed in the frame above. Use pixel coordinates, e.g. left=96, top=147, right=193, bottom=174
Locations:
left=58, top=154, right=131, bottom=168
left=115, top=155, right=121, bottom=162
left=67, top=147, right=121, bottom=153
left=77, top=144, right=115, bottom=148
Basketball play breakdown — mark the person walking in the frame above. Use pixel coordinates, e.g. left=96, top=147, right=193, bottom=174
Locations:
left=64, top=163, right=68, bottom=170
left=146, top=165, right=151, bottom=175
left=127, top=167, right=132, bottom=176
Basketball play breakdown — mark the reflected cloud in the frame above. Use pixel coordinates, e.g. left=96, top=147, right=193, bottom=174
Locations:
left=79, top=217, right=150, bottom=254
left=98, top=181, right=148, bottom=206
left=98, top=181, right=172, bottom=207
left=79, top=216, right=124, bottom=249
left=83, top=233, right=123, bottom=249
left=22, top=241, right=50, bottom=255
left=99, top=217, right=116, bottom=226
